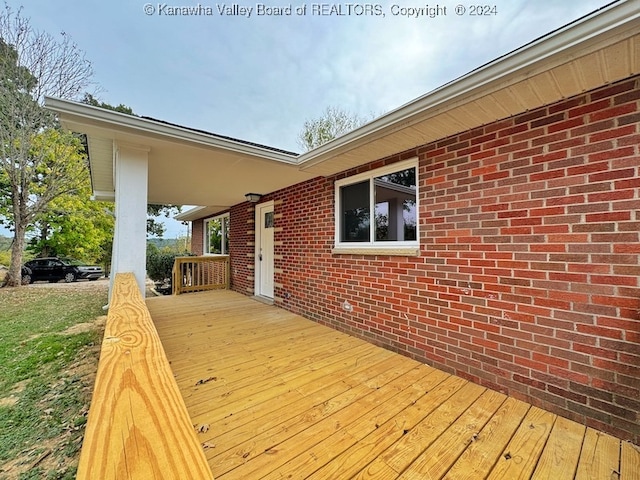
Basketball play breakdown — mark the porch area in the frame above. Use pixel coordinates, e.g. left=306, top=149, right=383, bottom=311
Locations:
left=146, top=289, right=639, bottom=480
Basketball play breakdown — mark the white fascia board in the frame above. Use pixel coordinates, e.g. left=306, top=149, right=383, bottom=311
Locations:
left=174, top=207, right=205, bottom=222
left=297, top=0, right=639, bottom=170
left=44, top=97, right=299, bottom=164
left=175, top=205, right=232, bottom=222
left=91, top=190, right=116, bottom=201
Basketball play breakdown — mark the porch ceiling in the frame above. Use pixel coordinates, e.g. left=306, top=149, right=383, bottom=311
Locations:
left=45, top=102, right=315, bottom=207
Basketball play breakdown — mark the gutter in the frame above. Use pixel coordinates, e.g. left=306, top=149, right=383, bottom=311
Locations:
left=44, top=97, right=300, bottom=165
left=296, top=0, right=639, bottom=171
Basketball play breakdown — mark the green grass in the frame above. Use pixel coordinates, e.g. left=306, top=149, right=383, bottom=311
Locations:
left=0, top=285, right=107, bottom=479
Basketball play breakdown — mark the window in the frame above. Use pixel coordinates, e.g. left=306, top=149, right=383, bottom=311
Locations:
left=335, top=159, right=418, bottom=251
left=264, top=211, right=274, bottom=228
left=204, top=213, right=230, bottom=254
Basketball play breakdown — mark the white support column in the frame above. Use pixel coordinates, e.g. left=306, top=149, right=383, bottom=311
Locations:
left=387, top=198, right=405, bottom=241
left=109, top=142, right=149, bottom=300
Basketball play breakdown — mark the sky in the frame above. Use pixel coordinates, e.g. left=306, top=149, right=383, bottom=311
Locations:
left=2, top=0, right=613, bottom=238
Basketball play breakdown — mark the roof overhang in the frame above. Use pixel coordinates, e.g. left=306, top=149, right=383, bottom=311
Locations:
left=45, top=0, right=639, bottom=219
left=44, top=98, right=314, bottom=206
left=297, top=0, right=640, bottom=175
left=174, top=206, right=226, bottom=222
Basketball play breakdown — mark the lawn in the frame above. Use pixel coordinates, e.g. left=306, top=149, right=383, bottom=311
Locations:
left=0, top=282, right=107, bottom=479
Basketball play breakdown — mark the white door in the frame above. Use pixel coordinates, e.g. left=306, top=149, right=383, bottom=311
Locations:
left=255, top=201, right=275, bottom=298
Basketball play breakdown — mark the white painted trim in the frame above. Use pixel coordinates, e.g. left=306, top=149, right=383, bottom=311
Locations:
left=254, top=200, right=275, bottom=299
left=332, top=247, right=421, bottom=256
left=91, top=190, right=115, bottom=201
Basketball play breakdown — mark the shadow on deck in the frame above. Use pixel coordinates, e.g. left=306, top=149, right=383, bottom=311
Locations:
left=146, top=289, right=639, bottom=480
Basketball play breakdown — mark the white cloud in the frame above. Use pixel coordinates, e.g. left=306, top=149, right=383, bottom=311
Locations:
left=0, top=0, right=619, bottom=237
left=16, top=0, right=612, bottom=152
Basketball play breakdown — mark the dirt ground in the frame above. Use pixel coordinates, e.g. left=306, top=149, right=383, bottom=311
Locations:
left=27, top=276, right=159, bottom=297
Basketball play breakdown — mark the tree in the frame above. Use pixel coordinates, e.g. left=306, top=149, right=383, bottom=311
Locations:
left=81, top=94, right=181, bottom=238
left=297, top=106, right=372, bottom=151
left=147, top=204, right=182, bottom=238
left=27, top=175, right=114, bottom=265
left=82, top=92, right=133, bottom=115
left=0, top=4, right=94, bottom=286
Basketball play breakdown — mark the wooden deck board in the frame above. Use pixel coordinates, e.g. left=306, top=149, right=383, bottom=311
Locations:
left=146, top=290, right=638, bottom=479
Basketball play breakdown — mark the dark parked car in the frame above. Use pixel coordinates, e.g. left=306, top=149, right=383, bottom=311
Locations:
left=22, top=257, right=104, bottom=283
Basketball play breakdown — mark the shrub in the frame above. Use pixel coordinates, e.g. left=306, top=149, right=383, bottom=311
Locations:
left=146, top=251, right=178, bottom=283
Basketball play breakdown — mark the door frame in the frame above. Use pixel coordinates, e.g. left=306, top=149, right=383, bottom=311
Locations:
left=254, top=200, right=275, bottom=299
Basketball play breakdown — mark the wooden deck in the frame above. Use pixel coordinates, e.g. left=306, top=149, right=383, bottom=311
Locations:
left=146, top=290, right=640, bottom=480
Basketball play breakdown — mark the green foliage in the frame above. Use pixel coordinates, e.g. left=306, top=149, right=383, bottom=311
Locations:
left=0, top=250, right=9, bottom=266
left=0, top=236, right=10, bottom=266
left=148, top=237, right=190, bottom=253
left=297, top=106, right=373, bottom=151
left=28, top=176, right=114, bottom=264
left=146, top=250, right=179, bottom=283
left=82, top=93, right=134, bottom=115
left=0, top=234, right=11, bottom=250
left=20, top=129, right=114, bottom=264
left=207, top=218, right=223, bottom=253
left=147, top=204, right=182, bottom=238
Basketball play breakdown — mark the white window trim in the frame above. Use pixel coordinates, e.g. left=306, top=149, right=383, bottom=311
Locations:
left=333, top=158, right=419, bottom=255
left=203, top=213, right=230, bottom=255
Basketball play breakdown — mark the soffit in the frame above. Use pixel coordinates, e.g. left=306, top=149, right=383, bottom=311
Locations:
left=299, top=2, right=640, bottom=176
left=57, top=114, right=313, bottom=207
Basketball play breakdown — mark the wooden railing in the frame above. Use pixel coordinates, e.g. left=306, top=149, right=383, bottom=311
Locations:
left=172, top=255, right=230, bottom=295
left=77, top=273, right=213, bottom=480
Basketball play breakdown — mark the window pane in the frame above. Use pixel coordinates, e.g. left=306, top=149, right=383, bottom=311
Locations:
left=340, top=180, right=370, bottom=242
left=265, top=212, right=274, bottom=228
left=223, top=216, right=230, bottom=254
left=207, top=219, right=222, bottom=254
left=374, top=167, right=416, bottom=242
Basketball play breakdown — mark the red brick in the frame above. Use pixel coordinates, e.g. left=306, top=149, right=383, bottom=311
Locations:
left=613, top=88, right=640, bottom=105
left=591, top=79, right=638, bottom=100
left=588, top=147, right=637, bottom=163
left=208, top=74, right=640, bottom=444
left=590, top=103, right=637, bottom=122
left=568, top=99, right=611, bottom=118
left=590, top=125, right=637, bottom=142
left=618, top=112, right=640, bottom=126
left=585, top=211, right=631, bottom=223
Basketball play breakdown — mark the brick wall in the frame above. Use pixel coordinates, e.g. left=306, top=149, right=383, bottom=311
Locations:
left=226, top=75, right=640, bottom=443
left=191, top=219, right=204, bottom=255
left=228, top=202, right=258, bottom=295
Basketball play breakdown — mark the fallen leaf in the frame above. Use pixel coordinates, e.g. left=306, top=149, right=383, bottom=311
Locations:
left=196, top=423, right=210, bottom=433
left=195, top=376, right=217, bottom=386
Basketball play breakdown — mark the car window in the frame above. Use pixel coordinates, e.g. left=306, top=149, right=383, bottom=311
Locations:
left=60, top=258, right=83, bottom=266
